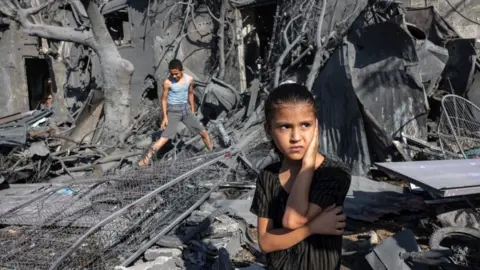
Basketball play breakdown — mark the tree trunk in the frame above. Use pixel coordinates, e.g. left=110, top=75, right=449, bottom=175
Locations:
left=306, top=0, right=326, bottom=91
left=49, top=57, right=70, bottom=124
left=98, top=54, right=134, bottom=140
left=217, top=0, right=227, bottom=80
left=83, top=0, right=134, bottom=140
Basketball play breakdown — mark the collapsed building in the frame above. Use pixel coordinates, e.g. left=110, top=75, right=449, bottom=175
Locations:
left=0, top=0, right=480, bottom=269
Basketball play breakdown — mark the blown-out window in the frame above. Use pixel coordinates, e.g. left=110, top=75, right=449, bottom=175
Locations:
left=104, top=8, right=132, bottom=47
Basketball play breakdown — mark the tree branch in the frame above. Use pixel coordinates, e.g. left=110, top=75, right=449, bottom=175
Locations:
left=274, top=10, right=310, bottom=87
left=306, top=0, right=326, bottom=91
left=217, top=0, right=228, bottom=80
left=206, top=5, right=220, bottom=23
left=1, top=1, right=97, bottom=48
left=24, top=0, right=54, bottom=16
left=84, top=0, right=117, bottom=54
left=283, top=14, right=301, bottom=47
left=22, top=22, right=96, bottom=47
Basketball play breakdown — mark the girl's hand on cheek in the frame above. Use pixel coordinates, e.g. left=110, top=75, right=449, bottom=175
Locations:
left=302, top=119, right=319, bottom=168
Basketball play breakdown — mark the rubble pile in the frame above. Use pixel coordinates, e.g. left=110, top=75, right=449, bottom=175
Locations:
left=0, top=77, right=253, bottom=184
left=0, top=1, right=480, bottom=270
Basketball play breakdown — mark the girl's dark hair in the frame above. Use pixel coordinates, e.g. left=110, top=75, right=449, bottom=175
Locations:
left=265, top=83, right=316, bottom=123
left=264, top=83, right=316, bottom=156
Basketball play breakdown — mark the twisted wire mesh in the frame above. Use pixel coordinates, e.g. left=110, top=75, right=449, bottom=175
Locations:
left=438, top=95, right=480, bottom=159
left=0, top=151, right=232, bottom=270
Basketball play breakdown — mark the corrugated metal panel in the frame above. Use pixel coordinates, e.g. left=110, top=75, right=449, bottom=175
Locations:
left=376, top=159, right=480, bottom=197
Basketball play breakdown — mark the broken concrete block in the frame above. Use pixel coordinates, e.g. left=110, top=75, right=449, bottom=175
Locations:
left=144, top=248, right=182, bottom=261
left=124, top=261, right=156, bottom=270
left=147, top=256, right=176, bottom=270
left=27, top=141, right=50, bottom=157
left=199, top=201, right=216, bottom=213
left=206, top=215, right=239, bottom=236
left=209, top=191, right=227, bottom=201
left=213, top=200, right=257, bottom=227
left=186, top=210, right=210, bottom=225
left=206, top=232, right=242, bottom=256
left=156, top=235, right=183, bottom=248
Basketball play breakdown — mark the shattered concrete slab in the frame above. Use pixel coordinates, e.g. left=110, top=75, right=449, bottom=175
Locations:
left=213, top=200, right=258, bottom=227
left=144, top=248, right=182, bottom=261
left=115, top=256, right=180, bottom=270
left=206, top=232, right=243, bottom=257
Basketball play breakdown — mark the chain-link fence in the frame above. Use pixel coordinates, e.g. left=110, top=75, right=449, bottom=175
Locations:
left=0, top=150, right=237, bottom=270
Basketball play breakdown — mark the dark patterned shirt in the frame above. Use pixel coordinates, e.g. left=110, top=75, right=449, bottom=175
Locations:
left=250, top=157, right=351, bottom=270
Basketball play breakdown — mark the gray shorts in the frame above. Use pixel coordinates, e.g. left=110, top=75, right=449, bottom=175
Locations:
left=161, top=103, right=206, bottom=139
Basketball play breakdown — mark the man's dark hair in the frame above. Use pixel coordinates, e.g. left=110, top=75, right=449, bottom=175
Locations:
left=168, top=59, right=183, bottom=70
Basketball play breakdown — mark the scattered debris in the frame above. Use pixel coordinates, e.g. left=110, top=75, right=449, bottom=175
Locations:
left=0, top=1, right=480, bottom=270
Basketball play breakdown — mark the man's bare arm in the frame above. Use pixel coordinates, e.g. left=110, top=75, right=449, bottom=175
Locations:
left=162, top=80, right=170, bottom=119
left=188, top=78, right=195, bottom=113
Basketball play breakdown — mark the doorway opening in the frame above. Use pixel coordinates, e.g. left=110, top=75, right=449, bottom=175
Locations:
left=25, top=58, right=51, bottom=110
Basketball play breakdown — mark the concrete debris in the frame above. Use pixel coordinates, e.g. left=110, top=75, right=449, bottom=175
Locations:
left=209, top=191, right=228, bottom=201
left=1, top=1, right=480, bottom=270
left=117, top=256, right=179, bottom=270
left=207, top=215, right=240, bottom=236
left=344, top=176, right=426, bottom=222
left=213, top=200, right=258, bottom=227
left=365, top=229, right=425, bottom=270
left=437, top=209, right=480, bottom=229
left=144, top=248, right=182, bottom=261
left=27, top=141, right=50, bottom=157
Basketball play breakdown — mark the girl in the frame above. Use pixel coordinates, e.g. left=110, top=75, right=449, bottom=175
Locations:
left=250, top=83, right=351, bottom=270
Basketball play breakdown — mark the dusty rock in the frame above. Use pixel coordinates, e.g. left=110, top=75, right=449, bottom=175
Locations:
left=209, top=191, right=228, bottom=201
left=144, top=247, right=182, bottom=261
left=199, top=201, right=216, bottom=212
left=186, top=210, right=210, bottom=225
left=156, top=235, right=183, bottom=248
left=206, top=214, right=239, bottom=236
left=206, top=232, right=242, bottom=256
left=146, top=256, right=174, bottom=270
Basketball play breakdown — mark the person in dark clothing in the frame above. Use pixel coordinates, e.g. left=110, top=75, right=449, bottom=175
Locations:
left=250, top=83, right=352, bottom=270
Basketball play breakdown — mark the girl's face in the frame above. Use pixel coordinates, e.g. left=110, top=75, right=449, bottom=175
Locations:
left=267, top=103, right=317, bottom=161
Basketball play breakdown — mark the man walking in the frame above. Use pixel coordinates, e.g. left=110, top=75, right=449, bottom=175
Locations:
left=138, top=59, right=213, bottom=166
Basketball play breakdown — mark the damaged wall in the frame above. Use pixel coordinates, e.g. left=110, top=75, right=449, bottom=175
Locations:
left=409, top=0, right=480, bottom=38
left=88, top=0, right=239, bottom=110
left=0, top=22, right=29, bottom=117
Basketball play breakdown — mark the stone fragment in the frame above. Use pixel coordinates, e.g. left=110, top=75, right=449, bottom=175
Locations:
left=144, top=248, right=182, bottom=261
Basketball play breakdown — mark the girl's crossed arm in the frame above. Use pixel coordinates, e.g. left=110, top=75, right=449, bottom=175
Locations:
left=258, top=206, right=345, bottom=253
left=282, top=121, right=323, bottom=229
left=282, top=166, right=323, bottom=229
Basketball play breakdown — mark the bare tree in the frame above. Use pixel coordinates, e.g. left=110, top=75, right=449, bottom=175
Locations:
left=0, top=0, right=135, bottom=141
left=306, top=0, right=326, bottom=91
